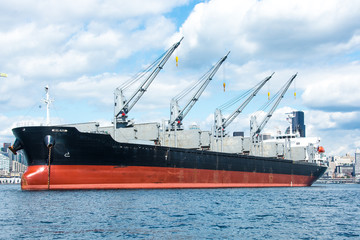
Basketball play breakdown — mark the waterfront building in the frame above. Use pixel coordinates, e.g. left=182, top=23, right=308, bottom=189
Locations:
left=355, top=149, right=360, bottom=177
left=1, top=143, right=11, bottom=152
left=334, top=165, right=354, bottom=178
left=0, top=143, right=27, bottom=177
left=323, top=156, right=335, bottom=178
left=333, top=154, right=354, bottom=165
left=0, top=151, right=10, bottom=176
left=325, top=154, right=355, bottom=178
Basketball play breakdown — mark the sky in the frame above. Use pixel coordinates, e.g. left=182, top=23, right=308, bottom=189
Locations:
left=1, top=0, right=360, bottom=156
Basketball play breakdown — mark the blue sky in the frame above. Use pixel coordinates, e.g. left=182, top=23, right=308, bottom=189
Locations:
left=1, top=0, right=360, bottom=156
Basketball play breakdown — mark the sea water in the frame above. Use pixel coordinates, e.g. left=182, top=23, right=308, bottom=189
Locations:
left=0, top=184, right=359, bottom=239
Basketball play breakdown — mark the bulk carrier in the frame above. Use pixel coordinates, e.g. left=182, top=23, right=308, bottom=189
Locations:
left=10, top=38, right=327, bottom=190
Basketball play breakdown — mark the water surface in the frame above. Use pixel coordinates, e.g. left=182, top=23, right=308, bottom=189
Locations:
left=1, top=184, right=359, bottom=239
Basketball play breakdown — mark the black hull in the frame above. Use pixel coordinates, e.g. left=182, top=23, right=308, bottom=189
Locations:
left=12, top=126, right=327, bottom=190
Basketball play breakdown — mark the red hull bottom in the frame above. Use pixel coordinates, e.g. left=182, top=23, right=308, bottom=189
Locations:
left=21, top=165, right=317, bottom=190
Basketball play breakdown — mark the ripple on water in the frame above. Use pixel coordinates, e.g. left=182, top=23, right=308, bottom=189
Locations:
left=0, top=184, right=360, bottom=239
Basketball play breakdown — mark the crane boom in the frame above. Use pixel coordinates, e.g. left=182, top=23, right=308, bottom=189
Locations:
left=217, top=73, right=274, bottom=133
left=115, top=37, right=183, bottom=127
left=169, top=51, right=230, bottom=129
left=251, top=73, right=297, bottom=138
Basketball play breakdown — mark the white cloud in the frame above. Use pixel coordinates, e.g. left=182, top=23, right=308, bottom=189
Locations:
left=306, top=110, right=360, bottom=131
left=55, top=73, right=123, bottom=105
left=175, top=0, right=360, bottom=67
left=0, top=114, right=50, bottom=144
left=0, top=0, right=189, bottom=26
left=301, top=63, right=360, bottom=111
left=2, top=0, right=360, bottom=157
left=0, top=0, right=186, bottom=80
left=170, top=0, right=360, bottom=115
left=0, top=18, right=177, bottom=79
left=0, top=75, right=36, bottom=110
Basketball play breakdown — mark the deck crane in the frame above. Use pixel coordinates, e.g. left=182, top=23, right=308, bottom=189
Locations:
left=114, top=37, right=183, bottom=128
left=169, top=51, right=230, bottom=130
left=250, top=73, right=298, bottom=142
left=214, top=72, right=274, bottom=137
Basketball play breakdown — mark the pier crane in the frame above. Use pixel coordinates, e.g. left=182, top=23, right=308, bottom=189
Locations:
left=114, top=37, right=183, bottom=128
left=214, top=72, right=274, bottom=137
left=168, top=51, right=230, bottom=131
left=250, top=73, right=298, bottom=142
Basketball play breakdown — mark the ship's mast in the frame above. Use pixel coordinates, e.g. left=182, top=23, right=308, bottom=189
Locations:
left=44, top=85, right=52, bottom=126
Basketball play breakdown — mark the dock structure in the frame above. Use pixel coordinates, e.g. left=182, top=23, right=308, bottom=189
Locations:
left=316, top=177, right=357, bottom=184
left=0, top=177, right=21, bottom=184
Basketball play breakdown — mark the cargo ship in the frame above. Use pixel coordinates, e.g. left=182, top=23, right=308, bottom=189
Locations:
left=11, top=125, right=326, bottom=190
left=10, top=38, right=327, bottom=190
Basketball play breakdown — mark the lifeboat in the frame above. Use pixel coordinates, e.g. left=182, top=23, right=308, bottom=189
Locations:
left=317, top=146, right=325, bottom=153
